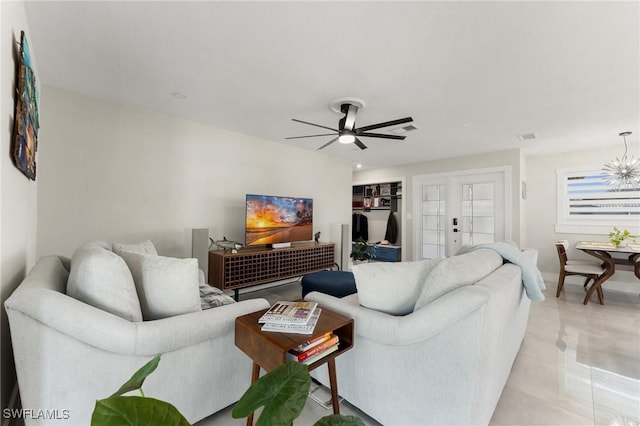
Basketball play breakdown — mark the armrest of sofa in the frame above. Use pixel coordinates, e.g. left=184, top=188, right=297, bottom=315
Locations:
left=5, top=287, right=270, bottom=356
left=306, top=285, right=489, bottom=346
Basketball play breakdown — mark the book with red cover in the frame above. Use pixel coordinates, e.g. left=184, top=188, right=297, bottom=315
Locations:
left=300, top=344, right=339, bottom=366
left=287, top=334, right=339, bottom=363
left=292, top=332, right=332, bottom=352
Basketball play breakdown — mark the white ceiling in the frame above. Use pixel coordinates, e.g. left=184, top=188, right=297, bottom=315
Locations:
left=24, top=1, right=640, bottom=170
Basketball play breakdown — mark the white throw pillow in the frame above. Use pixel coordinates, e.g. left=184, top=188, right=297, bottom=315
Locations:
left=112, top=240, right=158, bottom=256
left=67, top=241, right=143, bottom=322
left=413, top=249, right=503, bottom=311
left=117, top=251, right=201, bottom=320
left=353, top=259, right=441, bottom=315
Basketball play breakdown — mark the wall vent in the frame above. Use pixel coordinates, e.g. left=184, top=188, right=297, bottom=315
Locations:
left=517, top=133, right=537, bottom=141
left=391, top=124, right=419, bottom=134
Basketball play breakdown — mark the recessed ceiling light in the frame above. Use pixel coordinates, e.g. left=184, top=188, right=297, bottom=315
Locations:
left=355, top=163, right=363, bottom=169
left=172, top=92, right=187, bottom=99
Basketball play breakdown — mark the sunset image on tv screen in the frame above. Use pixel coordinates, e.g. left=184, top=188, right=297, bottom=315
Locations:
left=245, top=195, right=313, bottom=245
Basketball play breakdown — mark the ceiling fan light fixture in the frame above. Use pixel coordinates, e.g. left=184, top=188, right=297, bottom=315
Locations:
left=602, top=131, right=640, bottom=189
left=338, top=132, right=356, bottom=144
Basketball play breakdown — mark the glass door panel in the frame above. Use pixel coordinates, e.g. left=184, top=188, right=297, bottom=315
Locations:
left=461, top=182, right=496, bottom=246
left=421, top=184, right=446, bottom=259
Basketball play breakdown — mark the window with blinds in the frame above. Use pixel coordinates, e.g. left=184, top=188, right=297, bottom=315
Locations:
left=567, top=173, right=640, bottom=218
left=556, top=168, right=640, bottom=234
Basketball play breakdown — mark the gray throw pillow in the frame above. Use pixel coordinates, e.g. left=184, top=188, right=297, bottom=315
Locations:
left=67, top=241, right=143, bottom=322
left=112, top=240, right=158, bottom=256
left=117, top=251, right=201, bottom=320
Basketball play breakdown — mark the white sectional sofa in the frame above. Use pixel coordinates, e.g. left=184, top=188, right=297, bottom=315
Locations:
left=305, top=246, right=540, bottom=426
left=4, top=241, right=269, bottom=425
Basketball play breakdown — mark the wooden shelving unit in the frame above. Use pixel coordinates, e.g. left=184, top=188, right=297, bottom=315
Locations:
left=209, top=242, right=335, bottom=299
left=352, top=182, right=402, bottom=212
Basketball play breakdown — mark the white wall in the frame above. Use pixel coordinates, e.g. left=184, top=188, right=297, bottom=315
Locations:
left=354, top=149, right=522, bottom=260
left=36, top=87, right=352, bottom=260
left=1, top=0, right=39, bottom=410
left=525, top=145, right=639, bottom=292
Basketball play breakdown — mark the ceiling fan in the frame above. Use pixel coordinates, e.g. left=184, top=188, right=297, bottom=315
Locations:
left=286, top=98, right=414, bottom=150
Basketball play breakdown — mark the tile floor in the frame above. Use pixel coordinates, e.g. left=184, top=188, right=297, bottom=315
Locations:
left=197, top=279, right=640, bottom=426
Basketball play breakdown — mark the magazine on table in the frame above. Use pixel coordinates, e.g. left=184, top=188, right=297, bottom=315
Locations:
left=261, top=308, right=322, bottom=334
left=258, top=301, right=318, bottom=324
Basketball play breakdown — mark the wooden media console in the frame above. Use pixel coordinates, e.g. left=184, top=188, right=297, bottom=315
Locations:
left=208, top=242, right=335, bottom=300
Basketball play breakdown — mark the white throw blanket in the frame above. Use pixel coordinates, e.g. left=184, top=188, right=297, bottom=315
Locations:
left=470, top=241, right=546, bottom=301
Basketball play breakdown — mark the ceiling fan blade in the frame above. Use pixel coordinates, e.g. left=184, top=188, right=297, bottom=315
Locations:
left=292, top=118, right=337, bottom=133
left=316, top=137, right=339, bottom=150
left=285, top=133, right=336, bottom=140
left=354, top=138, right=368, bottom=150
left=355, top=117, right=413, bottom=133
left=357, top=132, right=406, bottom=140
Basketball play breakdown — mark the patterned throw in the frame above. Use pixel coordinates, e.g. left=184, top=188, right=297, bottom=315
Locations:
left=199, top=284, right=236, bottom=310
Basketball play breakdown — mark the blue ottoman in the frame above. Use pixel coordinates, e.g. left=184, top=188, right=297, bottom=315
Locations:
left=301, top=270, right=357, bottom=298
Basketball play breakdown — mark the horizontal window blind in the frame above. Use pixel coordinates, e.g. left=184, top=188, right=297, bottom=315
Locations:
left=566, top=173, right=640, bottom=217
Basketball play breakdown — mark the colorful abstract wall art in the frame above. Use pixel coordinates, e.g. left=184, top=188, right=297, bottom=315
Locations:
left=12, top=31, right=40, bottom=180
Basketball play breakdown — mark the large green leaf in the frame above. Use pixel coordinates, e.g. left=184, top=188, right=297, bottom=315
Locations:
left=314, top=414, right=366, bottom=426
left=110, top=355, right=161, bottom=397
left=91, top=396, right=190, bottom=426
left=232, top=361, right=311, bottom=426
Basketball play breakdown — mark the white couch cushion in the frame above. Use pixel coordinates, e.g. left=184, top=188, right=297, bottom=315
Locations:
left=414, top=249, right=503, bottom=311
left=112, top=240, right=158, bottom=256
left=67, top=241, right=143, bottom=322
left=353, top=259, right=441, bottom=315
left=117, top=251, right=201, bottom=320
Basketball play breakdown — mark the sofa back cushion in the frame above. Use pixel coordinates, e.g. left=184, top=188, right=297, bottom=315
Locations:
left=413, top=249, right=503, bottom=311
left=117, top=251, right=201, bottom=320
left=353, top=259, right=441, bottom=315
left=67, top=241, right=143, bottom=322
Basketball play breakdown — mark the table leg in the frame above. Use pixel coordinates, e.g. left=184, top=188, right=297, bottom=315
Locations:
left=327, top=358, right=340, bottom=415
left=246, top=362, right=261, bottom=426
left=630, top=253, right=640, bottom=280
left=583, top=251, right=615, bottom=305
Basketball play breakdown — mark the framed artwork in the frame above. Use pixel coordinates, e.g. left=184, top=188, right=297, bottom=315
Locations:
left=12, top=31, right=40, bottom=180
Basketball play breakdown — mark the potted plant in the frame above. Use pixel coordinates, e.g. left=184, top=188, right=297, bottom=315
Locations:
left=232, top=361, right=364, bottom=426
left=608, top=227, right=637, bottom=247
left=93, top=357, right=363, bottom=426
left=350, top=238, right=371, bottom=264
left=91, top=355, right=189, bottom=425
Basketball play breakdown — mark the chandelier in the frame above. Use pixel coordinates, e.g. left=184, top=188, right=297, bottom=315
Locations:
left=602, top=131, right=640, bottom=190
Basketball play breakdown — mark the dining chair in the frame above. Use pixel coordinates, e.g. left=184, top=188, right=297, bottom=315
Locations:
left=555, top=241, right=606, bottom=303
left=557, top=240, right=603, bottom=267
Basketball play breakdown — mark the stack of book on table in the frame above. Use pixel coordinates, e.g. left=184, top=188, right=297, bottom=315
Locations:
left=286, top=332, right=340, bottom=365
left=259, top=301, right=320, bottom=334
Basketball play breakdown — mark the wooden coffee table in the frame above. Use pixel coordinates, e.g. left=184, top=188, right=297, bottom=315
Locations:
left=235, top=307, right=354, bottom=425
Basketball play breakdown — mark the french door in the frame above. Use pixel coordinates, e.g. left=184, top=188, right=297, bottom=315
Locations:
left=413, top=168, right=511, bottom=259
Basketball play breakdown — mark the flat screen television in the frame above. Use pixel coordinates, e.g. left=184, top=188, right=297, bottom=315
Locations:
left=245, top=194, right=313, bottom=247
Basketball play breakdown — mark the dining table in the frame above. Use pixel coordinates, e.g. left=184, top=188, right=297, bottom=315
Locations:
left=576, top=241, right=640, bottom=305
